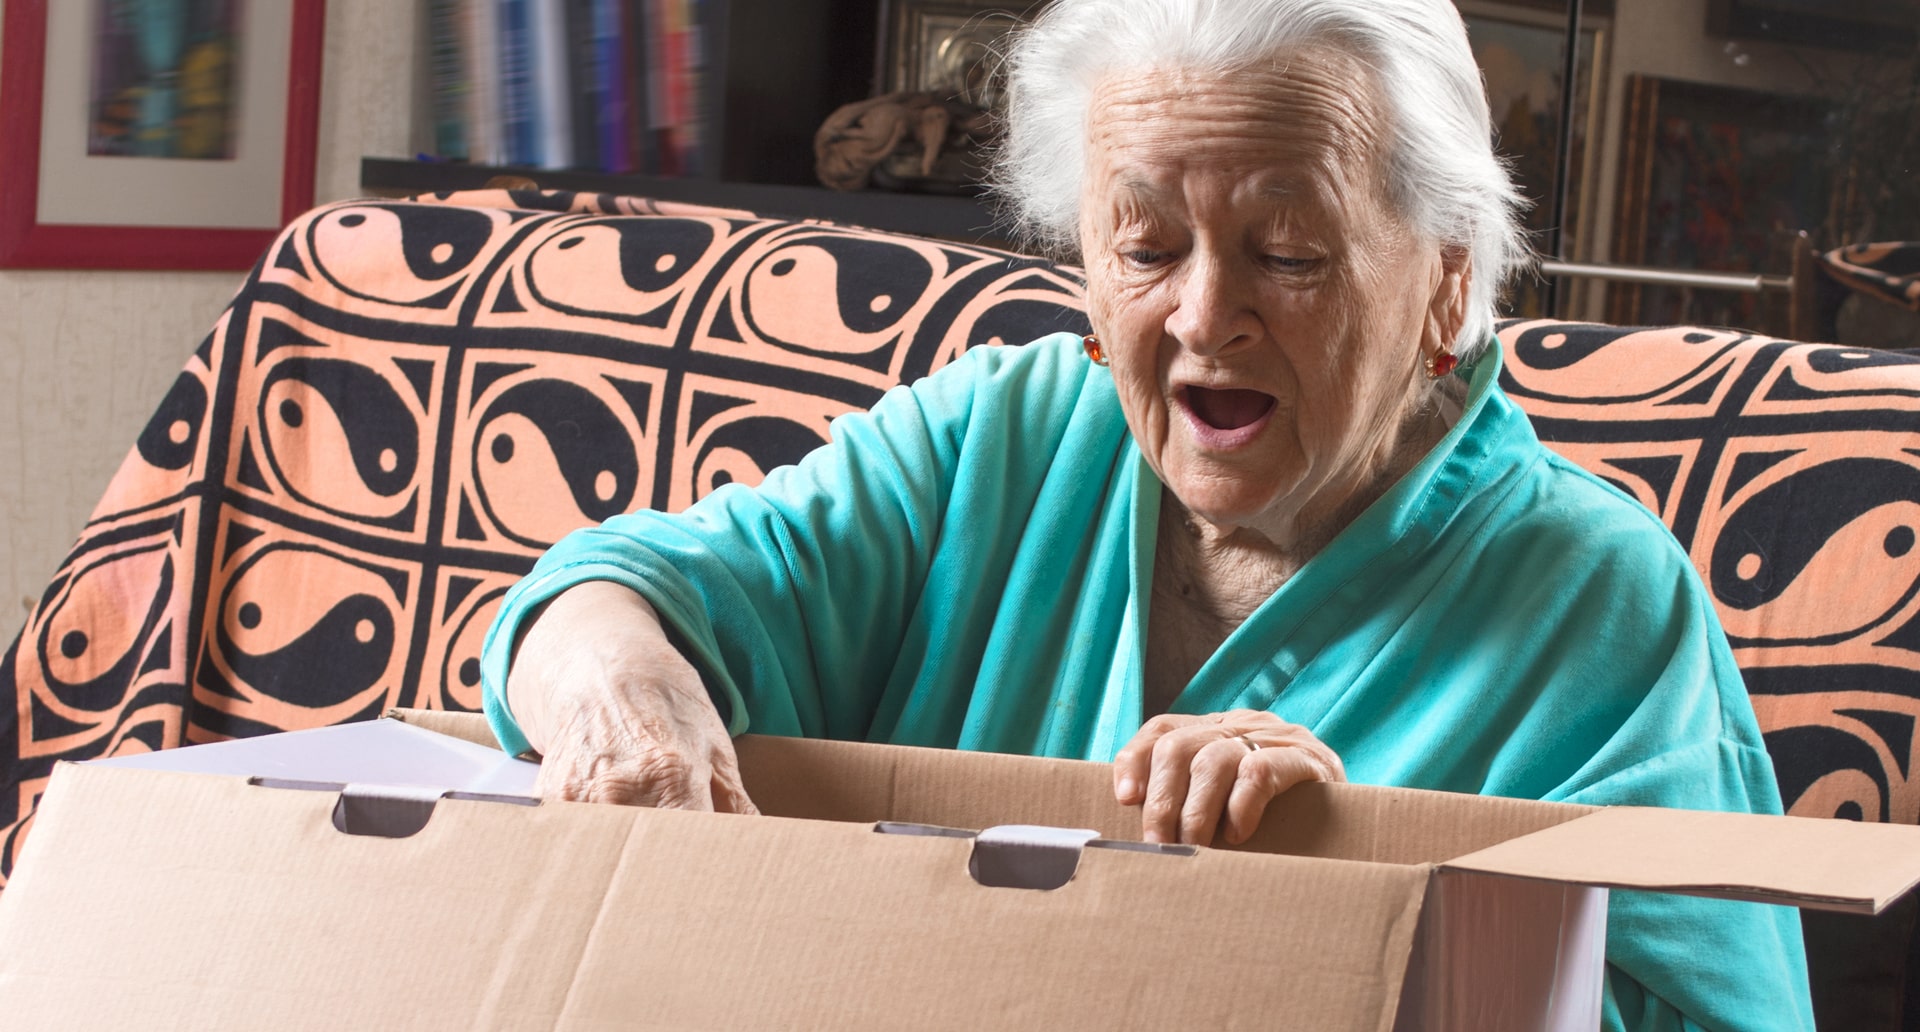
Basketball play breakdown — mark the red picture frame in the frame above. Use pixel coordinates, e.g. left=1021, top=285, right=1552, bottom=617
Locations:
left=0, top=0, right=326, bottom=270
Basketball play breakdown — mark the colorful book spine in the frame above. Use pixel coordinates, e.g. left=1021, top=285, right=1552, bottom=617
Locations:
left=681, top=0, right=705, bottom=177
left=529, top=0, right=574, bottom=169
left=467, top=0, right=504, bottom=165
left=622, top=0, right=653, bottom=173
left=498, top=0, right=537, bottom=166
left=427, top=0, right=470, bottom=160
left=662, top=0, right=692, bottom=176
left=565, top=0, right=602, bottom=171
left=591, top=0, right=630, bottom=172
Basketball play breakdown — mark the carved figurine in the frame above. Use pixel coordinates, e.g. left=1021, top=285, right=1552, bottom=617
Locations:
left=814, top=92, right=997, bottom=193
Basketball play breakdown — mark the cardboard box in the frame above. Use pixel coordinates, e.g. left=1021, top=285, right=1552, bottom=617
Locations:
left=1, top=710, right=1917, bottom=1031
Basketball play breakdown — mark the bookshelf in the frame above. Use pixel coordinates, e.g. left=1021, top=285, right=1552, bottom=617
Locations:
left=359, top=157, right=1010, bottom=245
left=392, top=0, right=1018, bottom=244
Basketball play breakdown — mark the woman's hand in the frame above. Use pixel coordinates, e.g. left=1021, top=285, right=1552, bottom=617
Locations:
left=506, top=581, right=759, bottom=813
left=1113, top=710, right=1344, bottom=846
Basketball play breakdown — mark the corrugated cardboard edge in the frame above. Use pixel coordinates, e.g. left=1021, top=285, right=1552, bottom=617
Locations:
left=1447, top=806, right=1920, bottom=915
left=384, top=712, right=1920, bottom=915
left=388, top=707, right=500, bottom=749
left=385, top=712, right=1596, bottom=864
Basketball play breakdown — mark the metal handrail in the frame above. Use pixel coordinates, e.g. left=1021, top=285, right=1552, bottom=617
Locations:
left=1539, top=259, right=1792, bottom=294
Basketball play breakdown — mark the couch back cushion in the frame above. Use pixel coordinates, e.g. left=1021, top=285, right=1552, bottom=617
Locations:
left=5, top=190, right=1917, bottom=879
left=1500, top=321, right=1920, bottom=826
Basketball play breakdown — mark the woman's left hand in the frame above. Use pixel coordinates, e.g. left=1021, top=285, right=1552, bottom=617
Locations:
left=1113, top=710, right=1346, bottom=846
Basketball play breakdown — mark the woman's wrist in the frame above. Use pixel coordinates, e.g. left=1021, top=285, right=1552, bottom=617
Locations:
left=506, top=581, right=661, bottom=755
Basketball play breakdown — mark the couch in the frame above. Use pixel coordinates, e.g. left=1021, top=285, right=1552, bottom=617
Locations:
left=4, top=189, right=1917, bottom=1028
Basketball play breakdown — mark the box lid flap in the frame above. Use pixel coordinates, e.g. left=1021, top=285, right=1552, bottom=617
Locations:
left=735, top=733, right=1590, bottom=864
left=1445, top=806, right=1920, bottom=914
left=91, top=717, right=538, bottom=798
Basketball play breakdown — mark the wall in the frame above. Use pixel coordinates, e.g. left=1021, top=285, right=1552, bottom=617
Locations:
left=0, top=0, right=419, bottom=646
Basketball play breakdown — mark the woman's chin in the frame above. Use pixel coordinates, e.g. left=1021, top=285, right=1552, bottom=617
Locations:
left=1161, top=474, right=1295, bottom=533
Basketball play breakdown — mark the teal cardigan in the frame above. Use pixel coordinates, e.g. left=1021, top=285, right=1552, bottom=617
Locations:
left=483, top=333, right=1813, bottom=1031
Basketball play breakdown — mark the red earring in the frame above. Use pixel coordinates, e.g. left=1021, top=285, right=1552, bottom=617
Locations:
left=1083, top=334, right=1108, bottom=366
left=1424, top=345, right=1457, bottom=380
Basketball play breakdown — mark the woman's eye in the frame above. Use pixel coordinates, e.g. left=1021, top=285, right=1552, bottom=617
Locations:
left=1264, top=254, right=1316, bottom=270
left=1121, top=249, right=1166, bottom=267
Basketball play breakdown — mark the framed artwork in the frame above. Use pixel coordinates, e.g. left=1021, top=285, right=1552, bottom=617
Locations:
left=1457, top=1, right=1608, bottom=318
left=0, top=0, right=327, bottom=270
left=1607, top=75, right=1831, bottom=331
left=1462, top=0, right=1614, bottom=13
left=882, top=1, right=1039, bottom=114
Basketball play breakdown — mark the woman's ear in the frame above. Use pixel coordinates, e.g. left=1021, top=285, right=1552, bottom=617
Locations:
left=1420, top=245, right=1474, bottom=354
left=1425, top=246, right=1472, bottom=350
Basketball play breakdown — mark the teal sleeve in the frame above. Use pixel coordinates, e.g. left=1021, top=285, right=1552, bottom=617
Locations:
left=477, top=334, right=1086, bottom=751
left=1604, top=966, right=1704, bottom=1032
left=1511, top=458, right=1815, bottom=1032
left=1544, top=565, right=1815, bottom=1032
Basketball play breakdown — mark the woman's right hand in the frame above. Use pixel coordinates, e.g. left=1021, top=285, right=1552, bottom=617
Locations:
left=505, top=581, right=759, bottom=813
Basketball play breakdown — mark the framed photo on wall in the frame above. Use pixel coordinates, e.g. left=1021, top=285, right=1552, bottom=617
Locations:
left=1457, top=0, right=1608, bottom=318
left=881, top=1, right=1038, bottom=115
left=0, top=0, right=326, bottom=270
left=1607, top=75, right=1832, bottom=331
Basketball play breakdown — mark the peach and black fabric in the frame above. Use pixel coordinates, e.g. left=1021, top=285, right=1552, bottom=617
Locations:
left=0, top=189, right=1092, bottom=878
left=1820, top=242, right=1920, bottom=312
left=6, top=190, right=1920, bottom=1023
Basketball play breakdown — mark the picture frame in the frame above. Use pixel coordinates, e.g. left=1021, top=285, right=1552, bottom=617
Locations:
left=1456, top=0, right=1608, bottom=318
left=0, top=0, right=327, bottom=270
left=882, top=1, right=1037, bottom=114
left=1607, top=75, right=1832, bottom=332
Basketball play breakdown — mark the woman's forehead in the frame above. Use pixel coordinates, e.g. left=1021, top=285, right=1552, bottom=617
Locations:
left=1083, top=52, right=1387, bottom=188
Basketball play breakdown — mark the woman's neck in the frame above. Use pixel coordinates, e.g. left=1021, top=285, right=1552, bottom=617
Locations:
left=1140, top=374, right=1466, bottom=714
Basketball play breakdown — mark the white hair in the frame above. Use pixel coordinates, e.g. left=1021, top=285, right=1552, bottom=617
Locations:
left=994, top=0, right=1530, bottom=357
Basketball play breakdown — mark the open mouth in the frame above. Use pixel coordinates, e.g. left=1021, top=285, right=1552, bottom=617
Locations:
left=1184, top=386, right=1277, bottom=432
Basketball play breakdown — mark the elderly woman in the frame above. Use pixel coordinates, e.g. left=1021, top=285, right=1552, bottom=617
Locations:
left=481, top=0, right=1812, bottom=1027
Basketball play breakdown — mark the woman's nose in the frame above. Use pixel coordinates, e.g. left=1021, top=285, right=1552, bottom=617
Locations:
left=1165, top=255, right=1259, bottom=356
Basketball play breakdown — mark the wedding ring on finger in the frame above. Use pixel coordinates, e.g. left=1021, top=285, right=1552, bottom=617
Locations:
left=1236, top=734, right=1260, bottom=752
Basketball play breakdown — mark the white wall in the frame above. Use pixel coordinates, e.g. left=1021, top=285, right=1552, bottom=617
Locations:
left=0, top=0, right=419, bottom=645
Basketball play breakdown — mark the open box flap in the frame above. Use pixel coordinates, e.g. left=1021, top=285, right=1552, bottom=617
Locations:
left=730, top=731, right=1592, bottom=864
left=388, top=711, right=1599, bottom=865
left=1444, top=806, right=1920, bottom=915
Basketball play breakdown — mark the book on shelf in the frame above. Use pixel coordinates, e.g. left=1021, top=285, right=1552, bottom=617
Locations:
left=530, top=0, right=575, bottom=170
left=497, top=0, right=537, bottom=166
left=426, top=0, right=469, bottom=160
left=591, top=0, right=631, bottom=173
left=466, top=0, right=505, bottom=165
left=421, top=0, right=715, bottom=177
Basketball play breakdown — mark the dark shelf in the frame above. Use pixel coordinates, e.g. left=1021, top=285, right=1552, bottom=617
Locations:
left=360, top=158, right=1010, bottom=246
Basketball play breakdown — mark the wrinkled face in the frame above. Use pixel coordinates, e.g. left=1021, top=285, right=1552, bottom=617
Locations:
left=1079, top=49, right=1468, bottom=544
